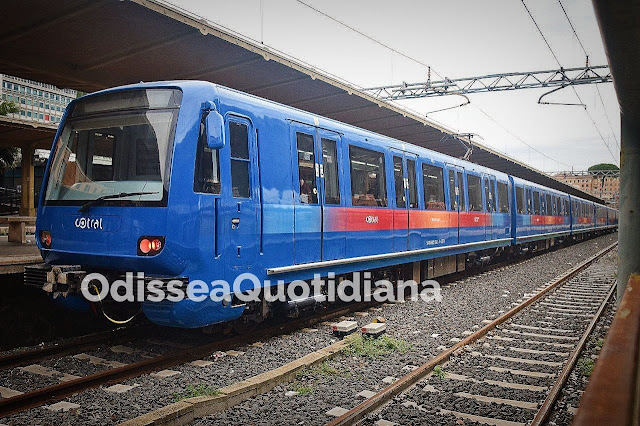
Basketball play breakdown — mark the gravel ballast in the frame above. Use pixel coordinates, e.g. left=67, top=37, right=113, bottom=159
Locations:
left=0, top=232, right=617, bottom=425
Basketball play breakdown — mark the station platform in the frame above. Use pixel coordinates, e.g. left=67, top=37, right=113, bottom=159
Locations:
left=0, top=236, right=41, bottom=275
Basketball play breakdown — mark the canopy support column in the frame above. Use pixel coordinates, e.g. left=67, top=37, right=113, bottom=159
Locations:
left=618, top=113, right=640, bottom=302
left=19, top=145, right=35, bottom=217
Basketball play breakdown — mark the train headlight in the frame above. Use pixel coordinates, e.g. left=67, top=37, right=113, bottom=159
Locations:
left=137, top=236, right=165, bottom=256
left=40, top=230, right=52, bottom=248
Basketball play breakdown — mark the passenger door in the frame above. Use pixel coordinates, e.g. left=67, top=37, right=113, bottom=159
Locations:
left=391, top=152, right=409, bottom=252
left=291, top=122, right=322, bottom=264
left=446, top=164, right=465, bottom=245
left=318, top=130, right=346, bottom=261
left=220, top=116, right=259, bottom=271
left=482, top=174, right=496, bottom=240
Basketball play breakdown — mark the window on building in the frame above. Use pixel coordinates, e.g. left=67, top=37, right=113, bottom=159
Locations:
left=393, top=156, right=406, bottom=208
left=407, top=159, right=418, bottom=208
left=516, top=186, right=525, bottom=214
left=467, top=174, right=483, bottom=212
left=422, top=163, right=445, bottom=210
left=322, top=138, right=340, bottom=205
left=349, top=146, right=387, bottom=207
left=230, top=121, right=250, bottom=198
left=497, top=181, right=509, bottom=213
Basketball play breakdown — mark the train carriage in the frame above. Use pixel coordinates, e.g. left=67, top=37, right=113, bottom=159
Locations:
left=29, top=81, right=616, bottom=328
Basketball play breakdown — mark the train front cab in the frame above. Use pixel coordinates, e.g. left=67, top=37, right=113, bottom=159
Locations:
left=32, top=82, right=264, bottom=328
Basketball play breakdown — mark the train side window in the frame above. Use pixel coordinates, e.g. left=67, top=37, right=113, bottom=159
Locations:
left=564, top=199, right=569, bottom=216
left=556, top=197, right=561, bottom=216
left=546, top=194, right=552, bottom=215
left=349, top=146, right=387, bottom=207
left=422, top=163, right=445, bottom=210
left=516, top=186, right=524, bottom=214
left=393, top=156, right=406, bottom=208
left=321, top=138, right=340, bottom=205
left=526, top=188, right=533, bottom=214
left=533, top=191, right=541, bottom=215
left=448, top=169, right=457, bottom=211
left=229, top=122, right=250, bottom=198
left=467, top=174, right=483, bottom=212
left=296, top=132, right=317, bottom=204
left=194, top=118, right=221, bottom=194
left=497, top=181, right=509, bottom=213
left=457, top=171, right=466, bottom=211
left=407, top=159, right=418, bottom=208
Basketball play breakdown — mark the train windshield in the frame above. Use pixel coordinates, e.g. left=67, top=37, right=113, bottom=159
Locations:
left=44, top=89, right=181, bottom=205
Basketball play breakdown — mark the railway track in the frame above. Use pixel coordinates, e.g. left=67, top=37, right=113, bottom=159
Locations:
left=0, top=326, right=157, bottom=371
left=0, top=238, right=613, bottom=421
left=0, top=299, right=379, bottom=418
left=328, top=241, right=618, bottom=426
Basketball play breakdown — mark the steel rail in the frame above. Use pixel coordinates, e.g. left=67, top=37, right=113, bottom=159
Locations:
left=573, top=273, right=640, bottom=426
left=326, top=241, right=618, bottom=426
left=0, top=326, right=153, bottom=371
left=530, top=278, right=616, bottom=425
left=0, top=300, right=376, bottom=418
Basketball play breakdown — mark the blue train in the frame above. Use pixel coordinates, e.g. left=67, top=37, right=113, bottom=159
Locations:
left=27, top=81, right=618, bottom=328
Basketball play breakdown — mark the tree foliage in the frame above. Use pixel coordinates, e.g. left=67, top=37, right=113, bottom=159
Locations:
left=588, top=163, right=619, bottom=172
left=0, top=101, right=21, bottom=172
left=0, top=101, right=19, bottom=116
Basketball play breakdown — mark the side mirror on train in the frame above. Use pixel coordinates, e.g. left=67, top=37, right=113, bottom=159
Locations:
left=202, top=101, right=225, bottom=150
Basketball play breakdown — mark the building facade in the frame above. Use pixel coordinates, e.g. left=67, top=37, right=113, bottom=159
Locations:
left=0, top=74, right=76, bottom=124
left=554, top=171, right=620, bottom=207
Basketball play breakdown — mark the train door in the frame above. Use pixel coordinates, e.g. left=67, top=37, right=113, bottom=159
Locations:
left=291, top=122, right=322, bottom=264
left=318, top=129, right=346, bottom=261
left=446, top=164, right=465, bottom=244
left=220, top=116, right=259, bottom=271
left=482, top=174, right=496, bottom=240
left=490, top=176, right=498, bottom=240
left=406, top=156, right=420, bottom=250
left=391, top=151, right=409, bottom=252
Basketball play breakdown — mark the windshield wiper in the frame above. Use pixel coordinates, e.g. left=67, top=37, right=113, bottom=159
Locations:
left=78, top=191, right=159, bottom=213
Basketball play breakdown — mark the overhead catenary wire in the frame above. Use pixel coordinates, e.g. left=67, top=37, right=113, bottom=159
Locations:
left=296, top=0, right=574, bottom=171
left=520, top=0, right=618, bottom=165
left=295, top=0, right=444, bottom=80
left=556, top=0, right=620, bottom=152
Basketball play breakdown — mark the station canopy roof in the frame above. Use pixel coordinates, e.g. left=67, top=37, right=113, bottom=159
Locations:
left=1, top=0, right=603, bottom=202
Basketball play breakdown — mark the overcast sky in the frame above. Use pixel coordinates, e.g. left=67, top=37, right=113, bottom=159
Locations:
left=168, top=0, right=620, bottom=173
